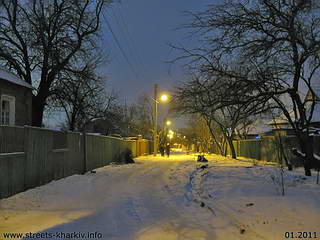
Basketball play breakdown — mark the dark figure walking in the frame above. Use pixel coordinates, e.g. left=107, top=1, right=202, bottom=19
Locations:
left=159, top=144, right=165, bottom=157
left=165, top=142, right=170, bottom=157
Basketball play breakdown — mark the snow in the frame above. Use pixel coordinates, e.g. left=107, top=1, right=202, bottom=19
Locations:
left=292, top=148, right=320, bottom=161
left=0, top=69, right=32, bottom=89
left=0, top=153, right=319, bottom=240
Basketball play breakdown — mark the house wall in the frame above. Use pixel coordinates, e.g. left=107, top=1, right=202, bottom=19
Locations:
left=0, top=80, right=32, bottom=126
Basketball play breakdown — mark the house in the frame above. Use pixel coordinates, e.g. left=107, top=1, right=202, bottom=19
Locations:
left=85, top=117, right=121, bottom=136
left=239, top=118, right=273, bottom=139
left=268, top=84, right=320, bottom=135
left=0, top=69, right=33, bottom=126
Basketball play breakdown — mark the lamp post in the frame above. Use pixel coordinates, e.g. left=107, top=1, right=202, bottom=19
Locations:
left=153, top=84, right=158, bottom=156
left=152, top=84, right=169, bottom=156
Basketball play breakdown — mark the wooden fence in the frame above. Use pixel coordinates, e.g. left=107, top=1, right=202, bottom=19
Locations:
left=224, top=136, right=320, bottom=163
left=0, top=126, right=152, bottom=199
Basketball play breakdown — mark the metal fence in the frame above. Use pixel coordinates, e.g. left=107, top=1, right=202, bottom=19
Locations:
left=0, top=126, right=152, bottom=199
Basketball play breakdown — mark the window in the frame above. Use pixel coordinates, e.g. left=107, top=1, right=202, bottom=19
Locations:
left=1, top=100, right=10, bottom=124
left=1, top=95, right=15, bottom=125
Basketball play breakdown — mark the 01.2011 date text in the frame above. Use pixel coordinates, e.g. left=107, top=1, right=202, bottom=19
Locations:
left=285, top=232, right=318, bottom=239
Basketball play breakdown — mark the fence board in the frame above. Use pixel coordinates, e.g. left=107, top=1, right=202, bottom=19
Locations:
left=233, top=135, right=320, bottom=164
left=66, top=132, right=82, bottom=175
left=0, top=126, right=152, bottom=199
left=0, top=153, right=25, bottom=198
left=0, top=126, right=24, bottom=153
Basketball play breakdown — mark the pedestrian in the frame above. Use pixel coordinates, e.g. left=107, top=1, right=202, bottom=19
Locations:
left=159, top=144, right=165, bottom=157
left=165, top=142, right=170, bottom=157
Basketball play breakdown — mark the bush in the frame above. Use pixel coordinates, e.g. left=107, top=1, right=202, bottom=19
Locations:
left=114, top=148, right=135, bottom=164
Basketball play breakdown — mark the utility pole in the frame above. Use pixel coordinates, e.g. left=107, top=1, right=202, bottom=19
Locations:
left=153, top=84, right=158, bottom=156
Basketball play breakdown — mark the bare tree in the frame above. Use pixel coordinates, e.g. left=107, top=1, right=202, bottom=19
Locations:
left=172, top=0, right=320, bottom=176
left=0, top=0, right=111, bottom=126
left=50, top=68, right=117, bottom=131
left=123, top=94, right=154, bottom=138
left=171, top=74, right=269, bottom=159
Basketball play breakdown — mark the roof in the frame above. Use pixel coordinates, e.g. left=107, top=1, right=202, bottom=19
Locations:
left=239, top=116, right=272, bottom=135
left=268, top=105, right=320, bottom=125
left=0, top=69, right=33, bottom=89
left=305, top=83, right=320, bottom=102
left=269, top=84, right=320, bottom=126
left=242, top=118, right=273, bottom=135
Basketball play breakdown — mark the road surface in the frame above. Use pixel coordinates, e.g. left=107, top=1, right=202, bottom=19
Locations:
left=1, top=152, right=319, bottom=240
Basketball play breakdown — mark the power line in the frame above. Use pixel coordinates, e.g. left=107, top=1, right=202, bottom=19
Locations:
left=115, top=4, right=149, bottom=78
left=109, top=7, right=142, bottom=76
left=102, top=11, right=141, bottom=80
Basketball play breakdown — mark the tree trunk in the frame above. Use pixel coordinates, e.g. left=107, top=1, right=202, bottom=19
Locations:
left=69, top=113, right=76, bottom=131
left=32, top=96, right=46, bottom=127
left=300, top=133, right=314, bottom=176
left=277, top=136, right=293, bottom=171
left=206, top=122, right=224, bottom=155
left=69, top=124, right=75, bottom=131
left=226, top=136, right=237, bottom=159
left=222, top=138, right=227, bottom=156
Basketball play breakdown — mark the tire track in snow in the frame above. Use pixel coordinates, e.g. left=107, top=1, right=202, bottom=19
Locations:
left=190, top=163, right=269, bottom=240
left=160, top=161, right=219, bottom=236
left=117, top=162, right=182, bottom=227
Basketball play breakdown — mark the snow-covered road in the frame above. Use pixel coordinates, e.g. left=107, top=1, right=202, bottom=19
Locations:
left=1, top=153, right=319, bottom=240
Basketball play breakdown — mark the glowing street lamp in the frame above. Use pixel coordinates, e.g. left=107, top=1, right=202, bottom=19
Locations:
left=153, top=84, right=170, bottom=156
left=167, top=129, right=174, bottom=140
left=160, top=94, right=168, bottom=102
left=166, top=120, right=171, bottom=126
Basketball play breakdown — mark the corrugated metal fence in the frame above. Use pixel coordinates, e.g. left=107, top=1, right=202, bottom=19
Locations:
left=0, top=126, right=152, bottom=199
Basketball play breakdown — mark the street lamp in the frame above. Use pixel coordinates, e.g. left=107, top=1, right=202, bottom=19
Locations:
left=153, top=84, right=169, bottom=156
left=166, top=120, right=171, bottom=126
left=160, top=94, right=168, bottom=102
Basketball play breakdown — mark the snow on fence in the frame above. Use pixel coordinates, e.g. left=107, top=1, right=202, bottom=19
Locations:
left=227, top=136, right=320, bottom=163
left=0, top=126, right=152, bottom=199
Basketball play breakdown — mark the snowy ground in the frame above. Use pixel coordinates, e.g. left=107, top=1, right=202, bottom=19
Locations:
left=0, top=152, right=319, bottom=240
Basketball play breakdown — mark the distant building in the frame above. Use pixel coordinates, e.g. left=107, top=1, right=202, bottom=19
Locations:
left=0, top=69, right=33, bottom=126
left=85, top=117, right=120, bottom=136
left=238, top=118, right=273, bottom=139
left=268, top=85, right=320, bottom=135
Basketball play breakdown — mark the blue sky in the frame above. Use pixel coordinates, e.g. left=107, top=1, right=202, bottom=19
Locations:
left=101, top=0, right=213, bottom=103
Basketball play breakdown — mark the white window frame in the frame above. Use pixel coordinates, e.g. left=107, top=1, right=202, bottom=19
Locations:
left=1, top=95, right=15, bottom=125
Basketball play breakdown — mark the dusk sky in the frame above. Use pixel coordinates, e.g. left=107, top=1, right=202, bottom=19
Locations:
left=101, top=0, right=213, bottom=103
left=47, top=0, right=214, bottom=127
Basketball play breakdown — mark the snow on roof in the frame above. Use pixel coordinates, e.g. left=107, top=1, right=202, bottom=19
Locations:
left=269, top=103, right=320, bottom=125
left=268, top=111, right=295, bottom=125
left=0, top=69, right=33, bottom=89
left=269, top=82, right=320, bottom=125
left=305, top=82, right=320, bottom=102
